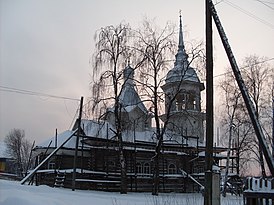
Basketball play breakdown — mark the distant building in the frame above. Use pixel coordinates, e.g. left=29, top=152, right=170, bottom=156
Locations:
left=0, top=142, right=17, bottom=175
left=32, top=16, right=233, bottom=192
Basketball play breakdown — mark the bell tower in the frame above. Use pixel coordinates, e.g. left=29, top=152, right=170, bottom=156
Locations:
left=161, top=15, right=205, bottom=142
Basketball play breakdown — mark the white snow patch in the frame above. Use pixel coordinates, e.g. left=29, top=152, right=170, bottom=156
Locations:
left=0, top=179, right=243, bottom=205
left=36, top=130, right=76, bottom=149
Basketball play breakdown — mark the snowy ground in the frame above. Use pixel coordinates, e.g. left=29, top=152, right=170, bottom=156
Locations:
left=0, top=179, right=243, bottom=205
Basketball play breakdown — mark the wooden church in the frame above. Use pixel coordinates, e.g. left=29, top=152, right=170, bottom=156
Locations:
left=29, top=16, right=232, bottom=193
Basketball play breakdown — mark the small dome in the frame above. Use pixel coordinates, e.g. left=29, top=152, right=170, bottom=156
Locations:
left=166, top=65, right=200, bottom=84
left=119, top=64, right=148, bottom=113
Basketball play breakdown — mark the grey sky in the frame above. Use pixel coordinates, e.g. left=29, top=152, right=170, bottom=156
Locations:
left=1, top=0, right=273, bottom=143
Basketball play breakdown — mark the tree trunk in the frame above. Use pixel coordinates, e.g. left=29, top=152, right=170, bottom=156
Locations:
left=120, top=148, right=127, bottom=194
left=152, top=154, right=159, bottom=195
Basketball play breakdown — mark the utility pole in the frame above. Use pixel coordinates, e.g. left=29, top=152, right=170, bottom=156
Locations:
left=204, top=0, right=214, bottom=205
left=208, top=0, right=274, bottom=175
left=72, top=96, right=84, bottom=191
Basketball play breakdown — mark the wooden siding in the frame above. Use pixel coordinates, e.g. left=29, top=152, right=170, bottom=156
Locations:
left=34, top=137, right=212, bottom=192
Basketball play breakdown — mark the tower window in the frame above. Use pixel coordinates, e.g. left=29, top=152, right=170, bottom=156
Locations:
left=187, top=94, right=195, bottom=110
left=176, top=93, right=188, bottom=111
left=193, top=99, right=197, bottom=110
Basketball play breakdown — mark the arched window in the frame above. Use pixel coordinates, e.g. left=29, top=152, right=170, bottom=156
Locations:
left=168, top=163, right=177, bottom=174
left=176, top=93, right=189, bottom=111
left=143, top=162, right=150, bottom=174
left=188, top=94, right=198, bottom=110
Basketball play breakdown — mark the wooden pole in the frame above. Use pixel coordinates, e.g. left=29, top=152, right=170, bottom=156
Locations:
left=72, top=96, right=84, bottom=191
left=209, top=0, right=274, bottom=175
left=55, top=129, right=58, bottom=148
left=25, top=141, right=35, bottom=176
left=55, top=129, right=57, bottom=174
left=204, top=0, right=214, bottom=204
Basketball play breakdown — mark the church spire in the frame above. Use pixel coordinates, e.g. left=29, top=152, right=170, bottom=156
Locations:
left=178, top=13, right=184, bottom=50
left=174, top=13, right=188, bottom=68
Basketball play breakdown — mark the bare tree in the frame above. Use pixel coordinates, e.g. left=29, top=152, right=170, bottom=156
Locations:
left=90, top=18, right=205, bottom=195
left=91, top=23, right=133, bottom=194
left=4, top=129, right=32, bottom=176
left=134, top=17, right=204, bottom=195
left=242, top=55, right=272, bottom=177
left=218, top=55, right=273, bottom=177
left=219, top=70, right=244, bottom=196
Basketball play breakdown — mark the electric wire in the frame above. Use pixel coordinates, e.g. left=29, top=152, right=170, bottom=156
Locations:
left=254, top=0, right=274, bottom=10
left=257, top=0, right=274, bottom=5
left=213, top=57, right=274, bottom=78
left=222, top=0, right=274, bottom=29
left=0, top=85, right=80, bottom=101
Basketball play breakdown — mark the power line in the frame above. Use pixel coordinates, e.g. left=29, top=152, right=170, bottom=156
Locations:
left=213, top=57, right=274, bottom=78
left=257, top=0, right=274, bottom=5
left=222, top=0, right=274, bottom=29
left=0, top=85, right=80, bottom=101
left=254, top=0, right=274, bottom=10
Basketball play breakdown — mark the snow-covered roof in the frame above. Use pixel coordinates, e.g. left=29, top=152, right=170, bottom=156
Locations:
left=80, top=119, right=115, bottom=139
left=80, top=119, right=152, bottom=142
left=0, top=141, right=10, bottom=158
left=166, top=66, right=201, bottom=84
left=119, top=84, right=148, bottom=114
left=198, top=151, right=226, bottom=158
left=36, top=130, right=77, bottom=149
left=107, top=64, right=148, bottom=114
left=35, top=117, right=204, bottom=152
left=80, top=119, right=203, bottom=147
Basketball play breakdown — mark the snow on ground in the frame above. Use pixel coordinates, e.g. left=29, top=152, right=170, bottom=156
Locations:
left=0, top=179, right=243, bottom=205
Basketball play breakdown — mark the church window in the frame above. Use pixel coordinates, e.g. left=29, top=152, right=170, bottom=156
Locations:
left=193, top=99, right=197, bottom=110
left=136, top=162, right=151, bottom=176
left=187, top=94, right=195, bottom=110
left=143, top=162, right=150, bottom=174
left=48, top=160, right=55, bottom=170
left=136, top=162, right=142, bottom=174
left=176, top=93, right=188, bottom=111
left=168, top=163, right=177, bottom=174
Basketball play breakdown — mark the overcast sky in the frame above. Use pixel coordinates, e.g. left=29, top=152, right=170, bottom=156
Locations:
left=1, top=0, right=273, bottom=144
